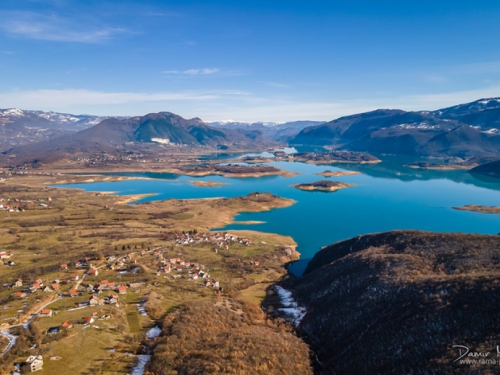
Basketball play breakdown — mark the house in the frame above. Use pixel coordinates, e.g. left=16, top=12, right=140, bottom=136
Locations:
left=61, top=320, right=73, bottom=329
left=89, top=296, right=99, bottom=306
left=51, top=283, right=60, bottom=291
left=39, top=309, right=53, bottom=317
left=69, top=289, right=79, bottom=297
left=15, top=278, right=23, bottom=287
left=100, top=280, right=109, bottom=287
left=69, top=274, right=79, bottom=281
left=254, top=261, right=260, bottom=266
left=117, top=286, right=127, bottom=294
left=23, top=355, right=43, bottom=372
left=42, top=286, right=53, bottom=293
left=88, top=269, right=98, bottom=276
left=12, top=291, right=26, bottom=298
left=0, top=251, right=8, bottom=259
left=83, top=316, right=94, bottom=324
left=163, top=265, right=171, bottom=273
left=107, top=281, right=116, bottom=288
left=191, top=273, right=199, bottom=280
left=60, top=263, right=68, bottom=270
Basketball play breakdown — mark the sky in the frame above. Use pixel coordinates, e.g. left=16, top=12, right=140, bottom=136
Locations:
left=1, top=0, right=500, bottom=122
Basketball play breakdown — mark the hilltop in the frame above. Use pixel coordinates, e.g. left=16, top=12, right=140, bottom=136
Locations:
left=286, top=230, right=500, bottom=374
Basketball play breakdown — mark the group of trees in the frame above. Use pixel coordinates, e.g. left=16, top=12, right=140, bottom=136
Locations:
left=147, top=300, right=313, bottom=375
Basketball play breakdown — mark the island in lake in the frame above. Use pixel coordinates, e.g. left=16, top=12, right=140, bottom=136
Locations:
left=316, top=170, right=361, bottom=177
left=291, top=180, right=355, bottom=192
left=281, top=151, right=381, bottom=164
left=188, top=180, right=227, bottom=187
left=176, top=164, right=297, bottom=178
left=452, top=204, right=500, bottom=214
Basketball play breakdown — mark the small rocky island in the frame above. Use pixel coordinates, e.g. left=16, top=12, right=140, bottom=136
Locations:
left=188, top=180, right=227, bottom=187
left=316, top=170, right=361, bottom=177
left=291, top=180, right=355, bottom=192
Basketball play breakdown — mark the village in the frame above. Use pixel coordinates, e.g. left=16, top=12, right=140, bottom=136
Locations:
left=0, top=228, right=269, bottom=372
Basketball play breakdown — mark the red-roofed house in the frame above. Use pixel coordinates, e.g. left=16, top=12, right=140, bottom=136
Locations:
left=39, top=309, right=52, bottom=317
left=117, top=286, right=127, bottom=294
left=61, top=320, right=73, bottom=329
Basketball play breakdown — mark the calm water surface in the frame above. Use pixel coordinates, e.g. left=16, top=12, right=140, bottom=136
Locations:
left=55, top=155, right=500, bottom=275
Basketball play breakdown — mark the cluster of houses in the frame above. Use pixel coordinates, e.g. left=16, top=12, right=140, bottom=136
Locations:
left=69, top=279, right=127, bottom=307
left=0, top=196, right=52, bottom=212
left=164, top=231, right=252, bottom=249
left=105, top=252, right=140, bottom=270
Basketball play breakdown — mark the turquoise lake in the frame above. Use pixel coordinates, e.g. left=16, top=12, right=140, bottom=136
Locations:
left=55, top=154, right=500, bottom=276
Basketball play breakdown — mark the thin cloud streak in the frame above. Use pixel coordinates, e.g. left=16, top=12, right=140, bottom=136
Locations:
left=163, top=68, right=221, bottom=75
left=0, top=11, right=130, bottom=43
left=0, top=88, right=249, bottom=109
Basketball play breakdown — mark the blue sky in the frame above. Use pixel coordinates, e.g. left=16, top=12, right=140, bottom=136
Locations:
left=1, top=0, right=500, bottom=121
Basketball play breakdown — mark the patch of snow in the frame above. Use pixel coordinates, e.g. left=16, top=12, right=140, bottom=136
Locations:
left=146, top=326, right=161, bottom=339
left=131, top=354, right=152, bottom=375
left=1, top=109, right=24, bottom=117
left=482, top=128, right=500, bottom=135
left=395, top=123, right=439, bottom=130
left=151, top=138, right=170, bottom=144
left=275, top=286, right=306, bottom=326
left=0, top=330, right=17, bottom=357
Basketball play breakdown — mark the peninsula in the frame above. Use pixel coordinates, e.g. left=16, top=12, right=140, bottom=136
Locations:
left=452, top=204, right=500, bottom=214
left=0, top=174, right=309, bottom=375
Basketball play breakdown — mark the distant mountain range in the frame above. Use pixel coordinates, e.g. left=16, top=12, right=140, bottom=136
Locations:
left=0, top=108, right=119, bottom=152
left=2, top=112, right=272, bottom=164
left=4, top=97, right=500, bottom=168
left=291, top=98, right=500, bottom=158
left=208, top=120, right=325, bottom=142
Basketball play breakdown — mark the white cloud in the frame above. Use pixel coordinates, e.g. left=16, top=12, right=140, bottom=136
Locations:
left=184, top=68, right=220, bottom=75
left=0, top=11, right=130, bottom=43
left=163, top=68, right=221, bottom=75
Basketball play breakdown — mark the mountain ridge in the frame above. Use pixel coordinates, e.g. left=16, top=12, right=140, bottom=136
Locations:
left=291, top=98, right=500, bottom=158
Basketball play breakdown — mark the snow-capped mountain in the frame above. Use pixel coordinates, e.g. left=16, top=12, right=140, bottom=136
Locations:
left=0, top=108, right=121, bottom=151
